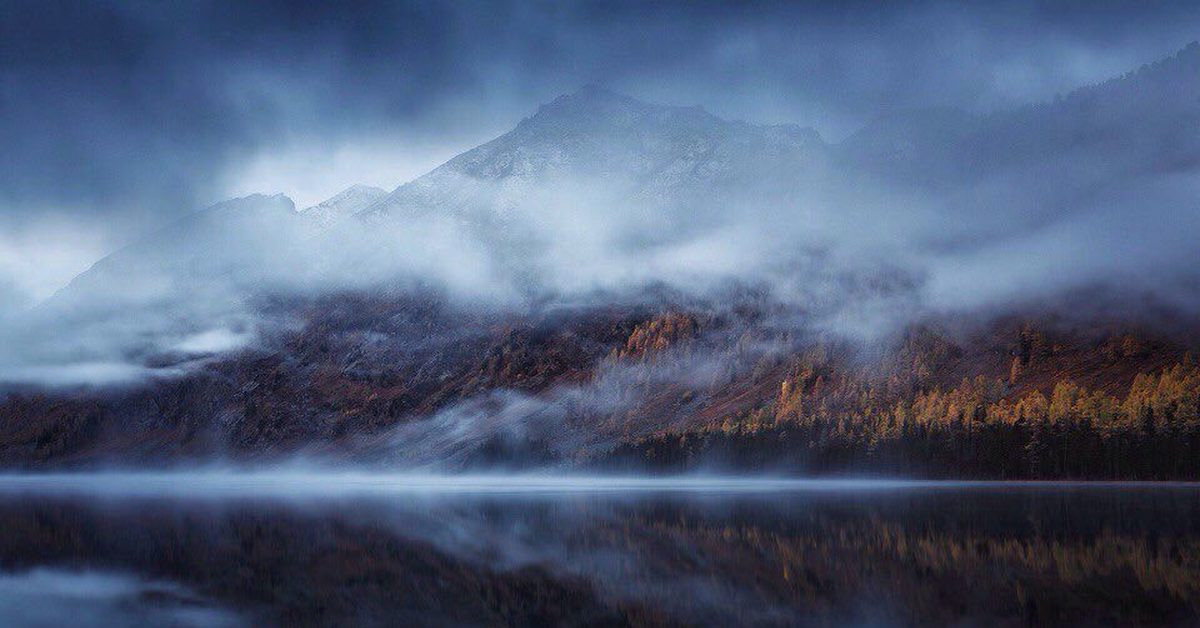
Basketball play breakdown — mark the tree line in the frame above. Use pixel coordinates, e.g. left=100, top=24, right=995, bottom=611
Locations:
left=602, top=357, right=1200, bottom=479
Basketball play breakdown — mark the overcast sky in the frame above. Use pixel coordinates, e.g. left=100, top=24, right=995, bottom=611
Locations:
left=1, top=0, right=1199, bottom=305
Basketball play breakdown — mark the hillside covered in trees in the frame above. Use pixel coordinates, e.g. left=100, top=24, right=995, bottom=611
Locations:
left=602, top=326, right=1200, bottom=478
left=2, top=288, right=1198, bottom=478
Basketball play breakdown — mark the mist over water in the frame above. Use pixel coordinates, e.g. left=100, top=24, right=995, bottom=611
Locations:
left=2, top=471, right=1195, bottom=497
left=0, top=470, right=1080, bottom=498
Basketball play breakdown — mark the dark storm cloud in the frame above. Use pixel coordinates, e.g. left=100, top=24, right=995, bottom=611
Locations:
left=0, top=0, right=466, bottom=220
left=2, top=0, right=1198, bottom=226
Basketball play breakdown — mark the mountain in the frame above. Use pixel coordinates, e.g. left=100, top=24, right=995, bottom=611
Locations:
left=33, top=43, right=1200, bottom=317
left=354, top=42, right=1200, bottom=242
left=44, top=45, right=1200, bottom=314
left=359, top=86, right=826, bottom=235
left=3, top=46, right=1200, bottom=475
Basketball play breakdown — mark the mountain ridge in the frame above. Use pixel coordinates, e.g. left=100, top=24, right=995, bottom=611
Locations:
left=357, top=85, right=826, bottom=229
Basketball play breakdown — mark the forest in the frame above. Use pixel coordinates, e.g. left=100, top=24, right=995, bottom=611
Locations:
left=601, top=326, right=1200, bottom=479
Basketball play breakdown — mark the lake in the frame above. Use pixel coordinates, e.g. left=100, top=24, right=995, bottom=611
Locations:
left=0, top=473, right=1196, bottom=627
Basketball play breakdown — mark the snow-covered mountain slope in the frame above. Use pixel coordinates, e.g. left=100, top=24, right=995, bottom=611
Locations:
left=358, top=86, right=828, bottom=235
left=299, top=184, right=387, bottom=228
left=51, top=193, right=299, bottom=307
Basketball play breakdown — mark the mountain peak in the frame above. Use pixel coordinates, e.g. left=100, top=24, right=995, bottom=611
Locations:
left=359, top=86, right=827, bottom=228
left=526, top=85, right=656, bottom=125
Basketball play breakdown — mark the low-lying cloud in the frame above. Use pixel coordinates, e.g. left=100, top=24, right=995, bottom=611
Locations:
left=1, top=37, right=1198, bottom=387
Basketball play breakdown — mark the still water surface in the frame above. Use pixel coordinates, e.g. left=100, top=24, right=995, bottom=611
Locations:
left=0, top=474, right=1197, bottom=627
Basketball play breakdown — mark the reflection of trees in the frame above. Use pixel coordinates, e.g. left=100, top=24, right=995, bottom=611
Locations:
left=0, top=494, right=1197, bottom=626
left=618, top=514, right=1200, bottom=626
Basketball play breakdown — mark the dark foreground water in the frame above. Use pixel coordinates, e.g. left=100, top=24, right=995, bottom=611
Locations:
left=0, top=475, right=1197, bottom=627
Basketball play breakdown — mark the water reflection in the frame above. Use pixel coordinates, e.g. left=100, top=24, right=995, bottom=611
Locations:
left=0, top=569, right=241, bottom=628
left=0, top=478, right=1197, bottom=626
